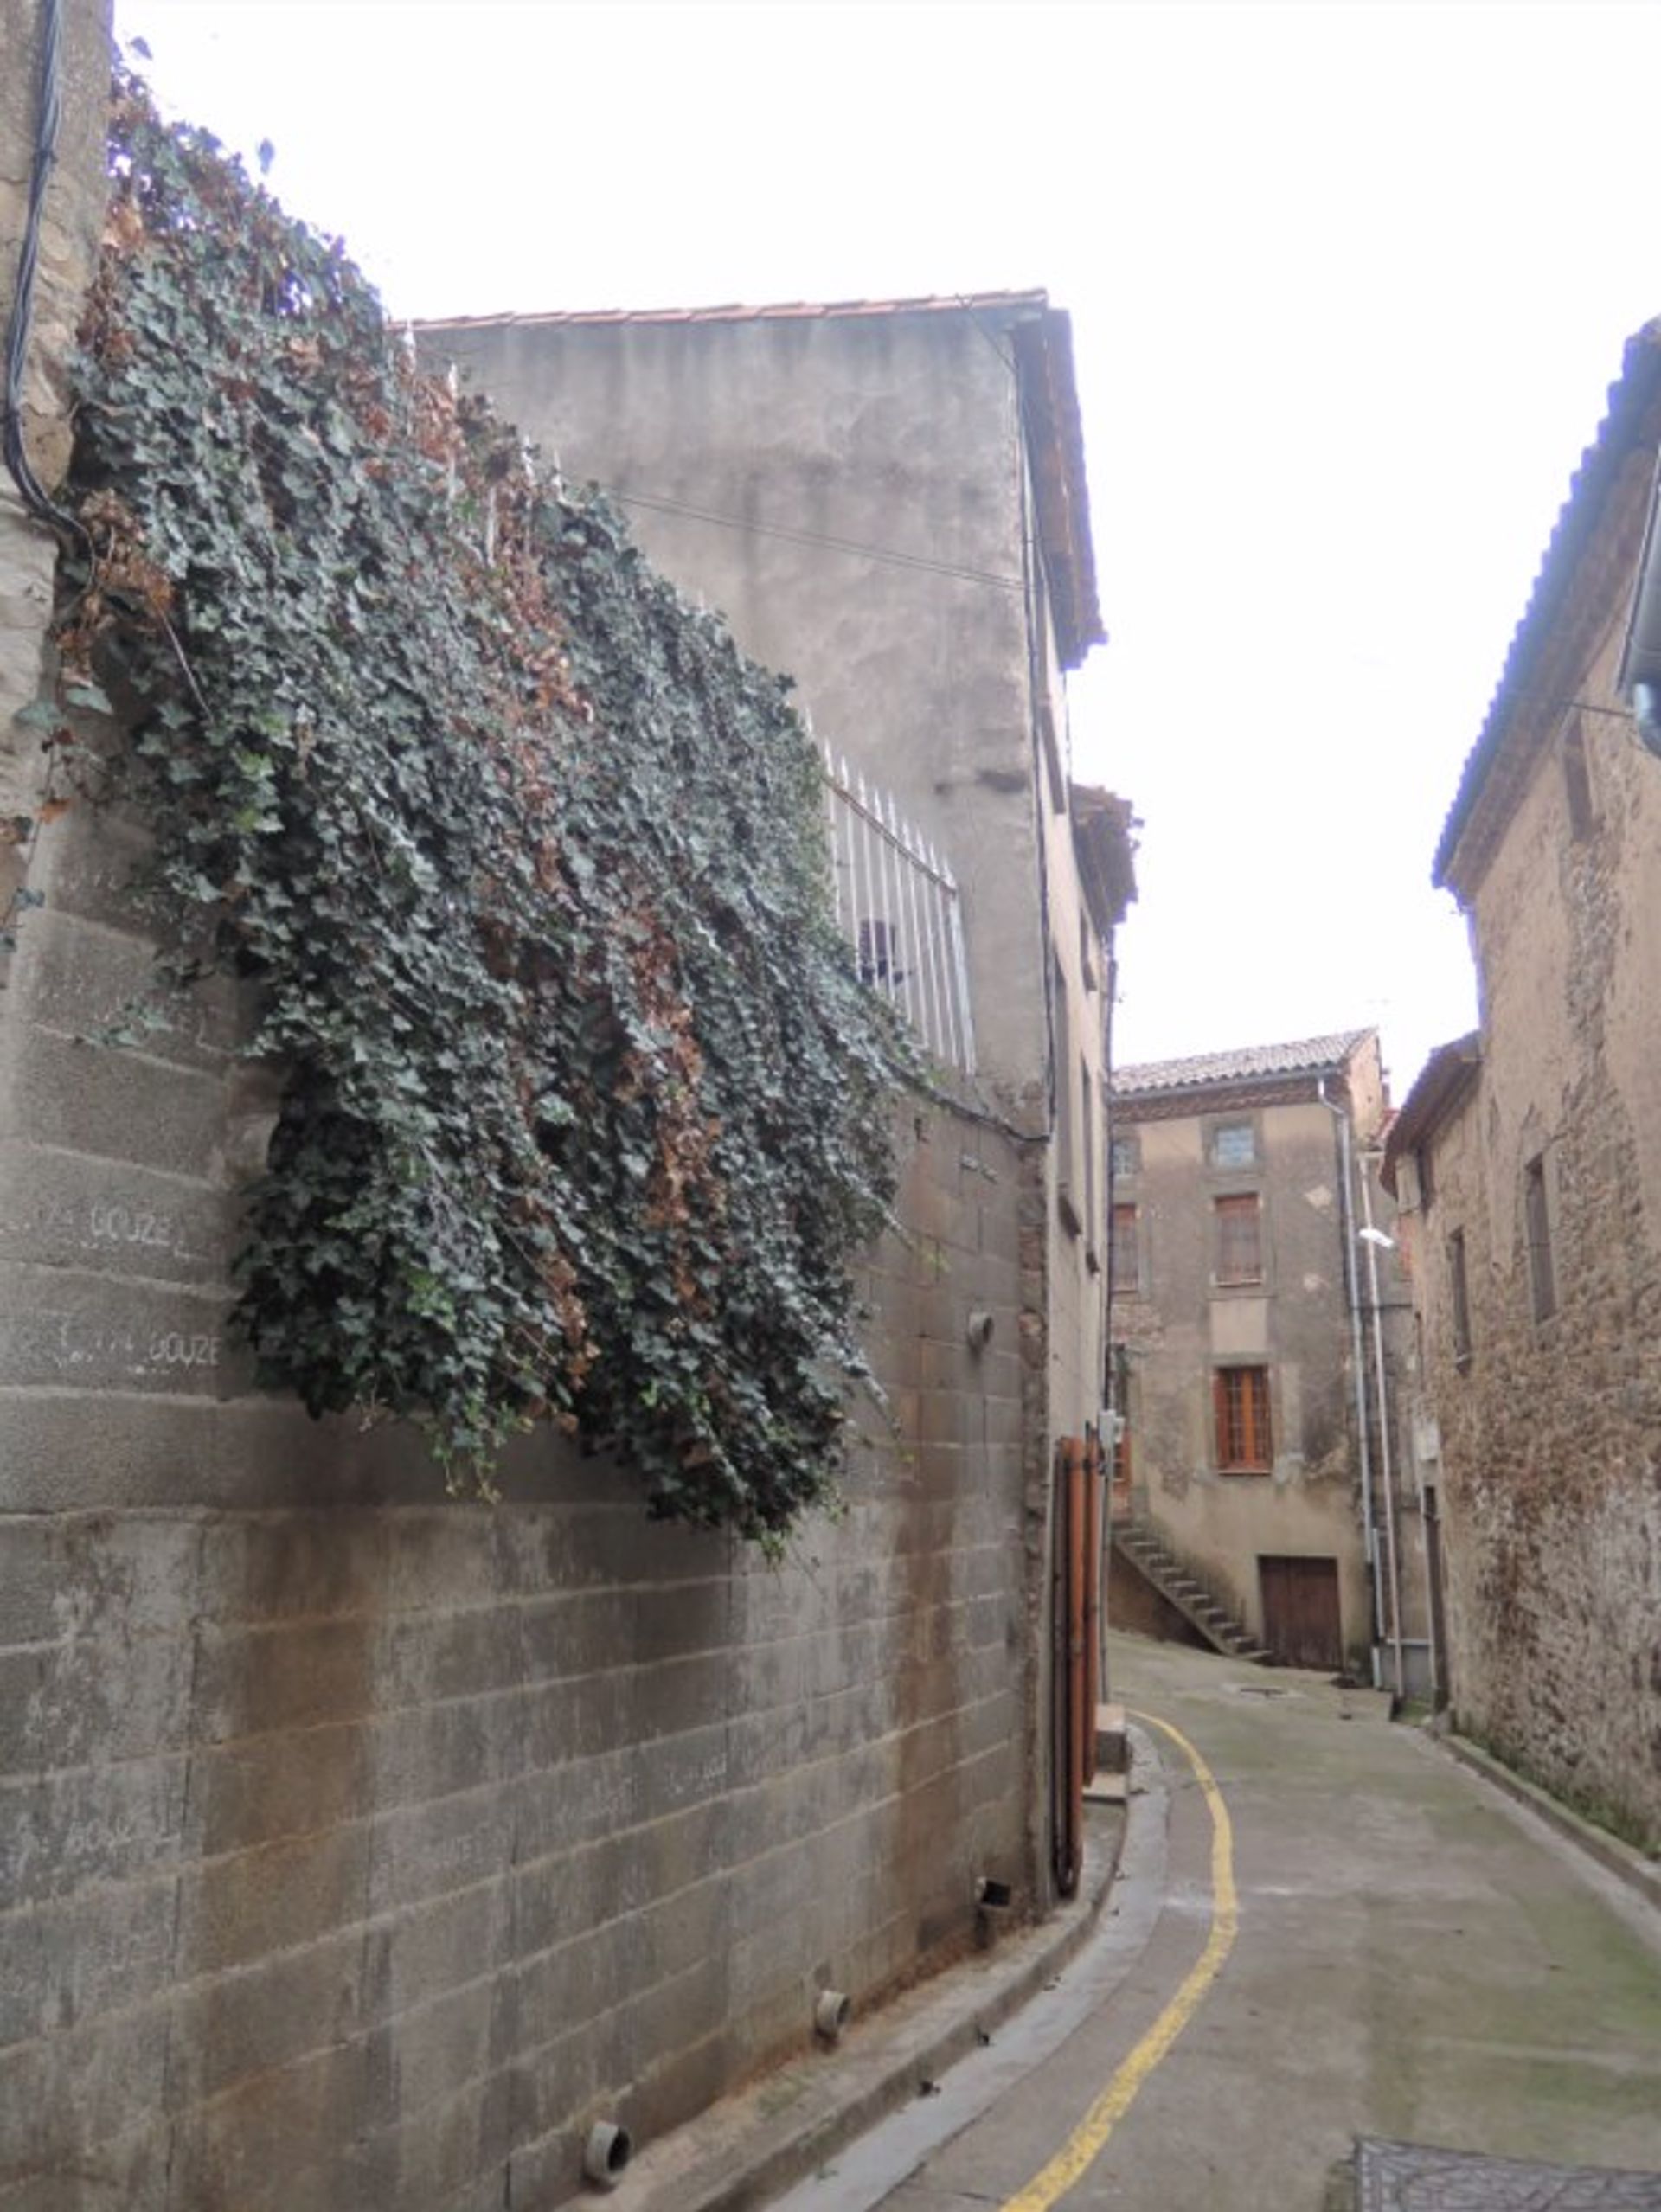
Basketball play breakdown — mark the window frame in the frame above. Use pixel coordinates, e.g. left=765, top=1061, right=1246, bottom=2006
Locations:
left=1213, top=1363, right=1273, bottom=1474
left=1110, top=1200, right=1141, bottom=1297
left=1447, top=1226, right=1472, bottom=1369
left=1209, top=1117, right=1257, bottom=1170
left=1523, top=1152, right=1556, bottom=1323
left=1213, top=1191, right=1264, bottom=1288
left=1053, top=951, right=1081, bottom=1239
left=1082, top=1057, right=1100, bottom=1272
left=1562, top=713, right=1595, bottom=842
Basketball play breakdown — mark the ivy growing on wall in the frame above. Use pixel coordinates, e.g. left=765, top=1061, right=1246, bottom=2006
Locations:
left=55, top=69, right=910, bottom=1536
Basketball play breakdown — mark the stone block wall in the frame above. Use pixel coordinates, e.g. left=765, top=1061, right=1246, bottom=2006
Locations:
left=0, top=957, right=1040, bottom=2211
left=1417, top=684, right=1661, bottom=1851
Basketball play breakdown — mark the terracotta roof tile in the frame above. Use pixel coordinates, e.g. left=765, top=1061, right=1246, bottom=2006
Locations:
left=1380, top=1031, right=1480, bottom=1194
left=420, top=291, right=1052, bottom=333
left=1113, top=1029, right=1374, bottom=1099
left=1433, top=319, right=1661, bottom=892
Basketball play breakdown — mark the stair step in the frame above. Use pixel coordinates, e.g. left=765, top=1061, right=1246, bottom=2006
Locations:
left=1119, top=1528, right=1267, bottom=1662
left=1093, top=1702, right=1129, bottom=1775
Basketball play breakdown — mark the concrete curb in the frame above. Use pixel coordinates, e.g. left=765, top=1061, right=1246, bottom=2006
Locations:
left=1434, top=1730, right=1661, bottom=1914
left=598, top=1800, right=1130, bottom=2212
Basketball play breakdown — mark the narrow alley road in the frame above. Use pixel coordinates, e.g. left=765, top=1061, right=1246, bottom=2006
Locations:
left=773, top=1633, right=1661, bottom=2211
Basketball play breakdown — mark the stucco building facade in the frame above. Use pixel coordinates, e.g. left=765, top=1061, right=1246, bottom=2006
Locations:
left=1110, top=1032, right=1427, bottom=1689
left=1384, top=323, right=1661, bottom=1850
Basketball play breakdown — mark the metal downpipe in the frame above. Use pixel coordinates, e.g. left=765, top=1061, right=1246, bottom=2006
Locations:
left=1319, top=1078, right=1382, bottom=1672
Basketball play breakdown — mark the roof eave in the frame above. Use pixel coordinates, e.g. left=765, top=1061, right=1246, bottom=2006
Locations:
left=1379, top=1032, right=1481, bottom=1194
left=1011, top=311, right=1106, bottom=671
left=1069, top=783, right=1138, bottom=936
left=1433, top=321, right=1661, bottom=897
left=1113, top=1029, right=1374, bottom=1104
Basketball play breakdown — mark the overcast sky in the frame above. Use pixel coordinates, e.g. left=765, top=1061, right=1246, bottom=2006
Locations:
left=112, top=1, right=1661, bottom=1102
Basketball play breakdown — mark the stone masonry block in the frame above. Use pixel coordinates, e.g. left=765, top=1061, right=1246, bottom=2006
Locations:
left=0, top=1393, right=351, bottom=1513
left=976, top=1194, right=1025, bottom=1266
left=0, top=2113, right=170, bottom=2211
left=0, top=1025, right=227, bottom=1181
left=0, top=1260, right=232, bottom=1395
left=379, top=1973, right=496, bottom=2117
left=190, top=1615, right=381, bottom=1745
left=195, top=1510, right=385, bottom=1626
left=982, top=1393, right=1028, bottom=1452
left=0, top=1754, right=187, bottom=1910
left=0, top=1873, right=176, bottom=2047
left=376, top=1507, right=507, bottom=1615
left=163, top=1920, right=375, bottom=2110
left=0, top=1140, right=228, bottom=1289
left=183, top=1722, right=373, bottom=1861
left=385, top=1871, right=509, bottom=2012
left=0, top=1625, right=194, bottom=1772
left=367, top=1694, right=524, bottom=1814
left=510, top=1803, right=728, bottom=1964
left=366, top=1786, right=513, bottom=1919
left=914, top=1387, right=972, bottom=1450
left=176, top=1820, right=371, bottom=1978
left=367, top=2068, right=516, bottom=2212
left=515, top=1498, right=730, bottom=1594
left=164, top=2032, right=401, bottom=2212
left=6, top=907, right=245, bottom=1074
left=0, top=1999, right=170, bottom=2191
left=377, top=1602, right=523, bottom=1711
left=0, top=1510, right=196, bottom=1648
left=25, top=804, right=155, bottom=937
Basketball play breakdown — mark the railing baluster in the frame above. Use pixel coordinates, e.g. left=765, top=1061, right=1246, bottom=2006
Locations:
left=855, top=771, right=877, bottom=994
left=882, top=792, right=907, bottom=1018
left=901, top=812, right=933, bottom=1055
left=824, top=740, right=842, bottom=931
left=946, top=857, right=976, bottom=1075
left=841, top=754, right=861, bottom=978
left=921, top=838, right=952, bottom=1066
left=818, top=756, right=973, bottom=1072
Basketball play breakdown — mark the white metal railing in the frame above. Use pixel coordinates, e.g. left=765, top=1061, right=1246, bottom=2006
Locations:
left=822, top=744, right=976, bottom=1074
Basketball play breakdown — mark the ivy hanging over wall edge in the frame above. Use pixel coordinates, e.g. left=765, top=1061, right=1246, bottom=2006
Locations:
left=48, top=67, right=914, bottom=1540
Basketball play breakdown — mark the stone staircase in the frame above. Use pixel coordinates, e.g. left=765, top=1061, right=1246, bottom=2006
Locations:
left=1113, top=1517, right=1272, bottom=1664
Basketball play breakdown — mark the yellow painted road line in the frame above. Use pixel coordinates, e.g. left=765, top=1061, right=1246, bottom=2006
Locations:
left=998, top=1710, right=1240, bottom=2212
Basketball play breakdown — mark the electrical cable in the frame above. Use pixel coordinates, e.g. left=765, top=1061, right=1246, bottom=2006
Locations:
left=3, top=0, right=92, bottom=561
left=610, top=486, right=1023, bottom=595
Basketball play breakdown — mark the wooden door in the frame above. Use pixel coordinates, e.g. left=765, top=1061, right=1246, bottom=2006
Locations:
left=1259, top=1555, right=1342, bottom=1670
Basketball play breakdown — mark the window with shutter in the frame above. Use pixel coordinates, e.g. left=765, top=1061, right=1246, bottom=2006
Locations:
left=1214, top=1193, right=1262, bottom=1286
left=1214, top=1365, right=1273, bottom=1471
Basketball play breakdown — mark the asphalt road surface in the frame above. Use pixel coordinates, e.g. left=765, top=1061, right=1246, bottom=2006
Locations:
left=772, top=1632, right=1661, bottom=2212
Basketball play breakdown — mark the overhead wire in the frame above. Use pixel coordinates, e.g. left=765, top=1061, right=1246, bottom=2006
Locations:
left=610, top=485, right=1023, bottom=594
left=3, top=0, right=91, bottom=561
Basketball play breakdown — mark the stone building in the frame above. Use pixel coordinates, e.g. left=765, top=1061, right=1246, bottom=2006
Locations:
left=1109, top=1031, right=1427, bottom=1689
left=1382, top=321, right=1661, bottom=1851
left=0, top=38, right=1137, bottom=2204
left=420, top=293, right=1126, bottom=1462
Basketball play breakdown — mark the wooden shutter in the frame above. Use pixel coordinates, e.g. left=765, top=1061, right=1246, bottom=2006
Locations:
left=1215, top=1194, right=1262, bottom=1286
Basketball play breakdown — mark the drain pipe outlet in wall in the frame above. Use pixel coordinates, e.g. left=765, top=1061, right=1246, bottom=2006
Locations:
left=1318, top=1077, right=1383, bottom=1682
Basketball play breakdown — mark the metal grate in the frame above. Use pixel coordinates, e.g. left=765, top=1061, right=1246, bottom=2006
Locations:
left=822, top=746, right=976, bottom=1074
